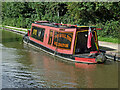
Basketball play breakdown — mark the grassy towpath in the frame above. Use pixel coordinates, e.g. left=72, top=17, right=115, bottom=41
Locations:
left=0, top=25, right=27, bottom=35
left=98, top=36, right=119, bottom=44
left=5, top=26, right=28, bottom=31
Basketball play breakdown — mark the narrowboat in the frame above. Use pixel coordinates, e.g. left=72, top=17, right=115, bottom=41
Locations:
left=23, top=21, right=106, bottom=64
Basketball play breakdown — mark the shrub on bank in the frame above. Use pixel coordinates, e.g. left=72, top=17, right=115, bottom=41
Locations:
left=2, top=17, right=32, bottom=29
left=96, top=20, right=119, bottom=38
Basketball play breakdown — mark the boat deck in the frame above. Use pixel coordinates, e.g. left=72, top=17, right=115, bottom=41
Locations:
left=74, top=53, right=90, bottom=57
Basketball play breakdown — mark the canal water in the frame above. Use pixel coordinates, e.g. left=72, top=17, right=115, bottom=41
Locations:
left=1, top=29, right=118, bottom=88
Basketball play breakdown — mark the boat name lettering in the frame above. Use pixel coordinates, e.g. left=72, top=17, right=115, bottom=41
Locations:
left=55, top=33, right=72, bottom=42
left=54, top=41, right=69, bottom=48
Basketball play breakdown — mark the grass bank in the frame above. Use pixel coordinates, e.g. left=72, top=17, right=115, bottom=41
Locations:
left=98, top=36, right=119, bottom=44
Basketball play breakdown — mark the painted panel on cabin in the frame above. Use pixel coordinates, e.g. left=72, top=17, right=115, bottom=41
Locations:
left=31, top=26, right=45, bottom=42
left=53, top=31, right=73, bottom=50
left=30, top=23, right=77, bottom=54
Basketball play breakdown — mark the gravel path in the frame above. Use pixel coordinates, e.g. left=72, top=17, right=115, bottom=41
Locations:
left=98, top=41, right=120, bottom=58
left=99, top=41, right=119, bottom=51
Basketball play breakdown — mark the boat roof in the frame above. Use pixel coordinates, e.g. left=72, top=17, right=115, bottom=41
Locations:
left=33, top=21, right=96, bottom=29
left=76, top=24, right=96, bottom=27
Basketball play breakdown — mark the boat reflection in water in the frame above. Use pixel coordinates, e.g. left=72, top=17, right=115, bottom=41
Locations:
left=75, top=63, right=96, bottom=70
left=25, top=45, right=96, bottom=88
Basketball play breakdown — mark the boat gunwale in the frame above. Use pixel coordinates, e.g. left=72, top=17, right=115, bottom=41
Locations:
left=23, top=38, right=97, bottom=64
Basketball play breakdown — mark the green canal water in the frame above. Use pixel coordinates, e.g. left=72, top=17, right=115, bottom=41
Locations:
left=0, top=29, right=118, bottom=88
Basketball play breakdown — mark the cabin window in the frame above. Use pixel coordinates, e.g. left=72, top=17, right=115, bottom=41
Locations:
left=31, top=26, right=45, bottom=42
left=53, top=31, right=73, bottom=49
left=48, top=30, right=53, bottom=45
left=75, top=31, right=96, bottom=54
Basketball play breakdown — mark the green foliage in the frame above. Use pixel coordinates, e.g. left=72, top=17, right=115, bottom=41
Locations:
left=96, top=20, right=120, bottom=38
left=2, top=2, right=120, bottom=39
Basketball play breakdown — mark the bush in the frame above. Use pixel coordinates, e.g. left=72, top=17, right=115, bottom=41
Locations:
left=96, top=20, right=120, bottom=38
left=2, top=17, right=31, bottom=28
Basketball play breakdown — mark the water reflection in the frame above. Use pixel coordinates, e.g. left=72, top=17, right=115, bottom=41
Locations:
left=75, top=63, right=96, bottom=70
left=1, top=29, right=118, bottom=88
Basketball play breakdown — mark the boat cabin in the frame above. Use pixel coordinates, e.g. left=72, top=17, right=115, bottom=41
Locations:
left=29, top=21, right=99, bottom=55
left=30, top=21, right=98, bottom=54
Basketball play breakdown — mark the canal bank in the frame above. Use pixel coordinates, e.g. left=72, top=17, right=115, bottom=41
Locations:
left=0, top=25, right=119, bottom=61
left=0, top=25, right=27, bottom=35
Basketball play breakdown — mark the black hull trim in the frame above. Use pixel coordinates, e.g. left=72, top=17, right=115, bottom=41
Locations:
left=29, top=40, right=75, bottom=59
left=31, top=40, right=76, bottom=59
left=23, top=37, right=98, bottom=64
left=23, top=37, right=76, bottom=60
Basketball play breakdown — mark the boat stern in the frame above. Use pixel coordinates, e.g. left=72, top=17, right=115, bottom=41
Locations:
left=74, top=51, right=106, bottom=64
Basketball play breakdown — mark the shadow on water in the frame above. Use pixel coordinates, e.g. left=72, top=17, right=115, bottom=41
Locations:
left=1, top=29, right=118, bottom=88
